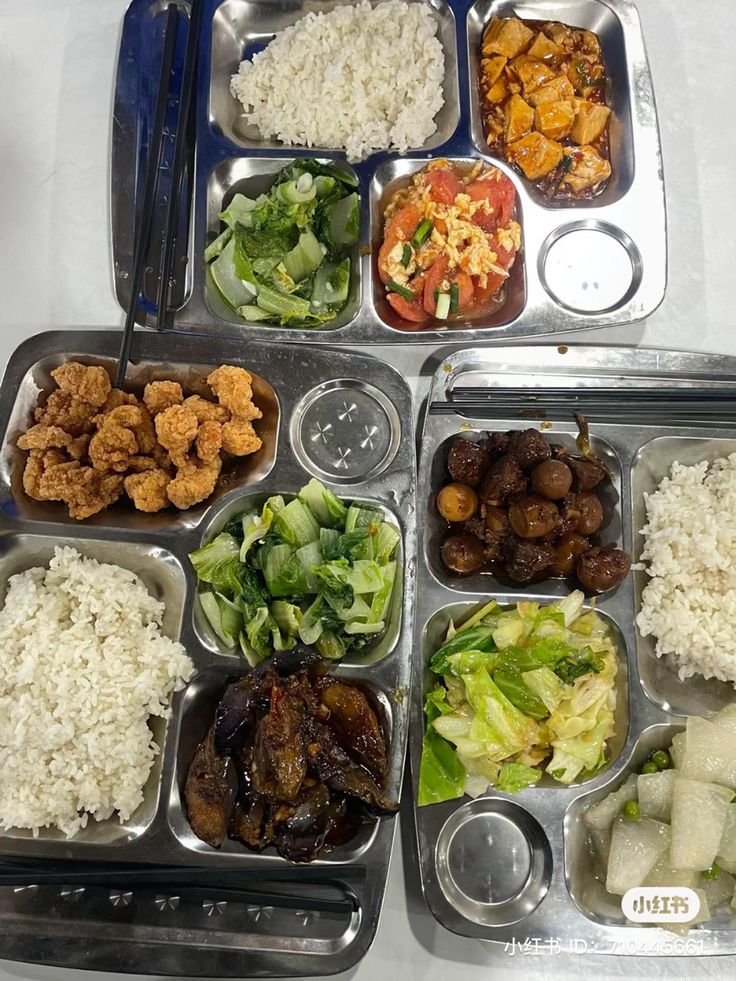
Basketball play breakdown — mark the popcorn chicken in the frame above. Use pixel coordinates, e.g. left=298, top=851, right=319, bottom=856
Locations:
left=51, top=362, right=111, bottom=408
left=124, top=469, right=172, bottom=512
left=182, top=395, right=230, bottom=425
left=221, top=418, right=262, bottom=457
left=88, top=425, right=138, bottom=472
left=154, top=405, right=198, bottom=469
left=17, top=425, right=71, bottom=452
left=34, top=390, right=96, bottom=436
left=143, top=380, right=184, bottom=417
left=167, top=458, right=222, bottom=510
left=207, top=366, right=262, bottom=422
left=195, top=421, right=223, bottom=464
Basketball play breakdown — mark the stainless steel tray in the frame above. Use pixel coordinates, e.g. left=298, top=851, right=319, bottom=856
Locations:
left=0, top=329, right=416, bottom=977
left=111, top=0, right=666, bottom=344
left=410, top=345, right=736, bottom=956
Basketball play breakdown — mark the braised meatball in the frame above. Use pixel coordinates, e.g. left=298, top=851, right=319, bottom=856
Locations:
left=552, top=533, right=591, bottom=576
left=441, top=535, right=485, bottom=575
left=508, top=429, right=552, bottom=472
left=480, top=457, right=526, bottom=505
left=503, top=536, right=555, bottom=583
left=508, top=494, right=560, bottom=539
left=447, top=439, right=490, bottom=487
left=437, top=483, right=479, bottom=523
left=531, top=460, right=573, bottom=500
left=484, top=506, right=511, bottom=561
left=566, top=455, right=607, bottom=491
left=577, top=546, right=631, bottom=593
left=576, top=492, right=604, bottom=536
left=462, top=514, right=486, bottom=540
left=479, top=431, right=510, bottom=459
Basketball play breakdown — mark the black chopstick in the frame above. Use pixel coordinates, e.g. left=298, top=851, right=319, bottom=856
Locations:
left=115, top=2, right=179, bottom=388
left=155, top=0, right=204, bottom=331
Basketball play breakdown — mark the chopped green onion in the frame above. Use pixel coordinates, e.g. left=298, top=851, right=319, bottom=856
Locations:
left=449, top=282, right=459, bottom=315
left=411, top=219, right=433, bottom=249
left=387, top=279, right=415, bottom=302
left=401, top=243, right=412, bottom=268
left=435, top=292, right=451, bottom=320
left=622, top=800, right=640, bottom=821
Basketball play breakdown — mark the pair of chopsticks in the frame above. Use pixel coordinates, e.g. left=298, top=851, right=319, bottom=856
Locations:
left=0, top=860, right=364, bottom=916
left=432, top=386, right=736, bottom=424
left=115, top=0, right=204, bottom=387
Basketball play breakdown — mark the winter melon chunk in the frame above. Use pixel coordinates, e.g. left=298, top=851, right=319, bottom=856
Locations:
left=606, top=817, right=670, bottom=896
left=584, top=774, right=639, bottom=832
left=670, top=777, right=733, bottom=870
left=716, top=804, right=736, bottom=874
left=679, top=717, right=736, bottom=788
left=638, top=769, right=676, bottom=822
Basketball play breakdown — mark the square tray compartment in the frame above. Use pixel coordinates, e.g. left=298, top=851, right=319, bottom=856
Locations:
left=192, top=490, right=404, bottom=668
left=0, top=352, right=280, bottom=532
left=632, top=435, right=736, bottom=717
left=0, top=532, right=187, bottom=847
left=167, top=663, right=394, bottom=862
left=467, top=0, right=635, bottom=208
left=421, top=598, right=631, bottom=789
left=208, top=0, right=461, bottom=154
left=424, top=425, right=623, bottom=596
left=369, top=157, right=527, bottom=333
left=203, top=156, right=361, bottom=331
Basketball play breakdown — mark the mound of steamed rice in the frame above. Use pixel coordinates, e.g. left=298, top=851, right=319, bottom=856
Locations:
left=229, top=0, right=445, bottom=161
left=636, top=453, right=736, bottom=684
left=0, top=547, right=194, bottom=837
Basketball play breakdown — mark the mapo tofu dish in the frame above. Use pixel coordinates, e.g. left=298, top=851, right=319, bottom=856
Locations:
left=480, top=16, right=611, bottom=200
left=437, top=420, right=631, bottom=593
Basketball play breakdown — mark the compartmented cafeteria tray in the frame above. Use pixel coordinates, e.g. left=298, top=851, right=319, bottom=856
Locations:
left=111, top=0, right=666, bottom=343
left=410, top=345, right=736, bottom=955
left=0, top=330, right=415, bottom=978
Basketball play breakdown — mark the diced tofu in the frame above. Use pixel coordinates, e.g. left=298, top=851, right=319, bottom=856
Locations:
left=507, top=132, right=564, bottom=180
left=573, top=28, right=602, bottom=58
left=527, top=74, right=575, bottom=107
left=527, top=31, right=563, bottom=62
left=570, top=101, right=611, bottom=144
left=504, top=94, right=534, bottom=143
left=482, top=16, right=534, bottom=59
left=534, top=100, right=574, bottom=140
left=561, top=145, right=611, bottom=193
left=508, top=56, right=557, bottom=96
left=542, top=22, right=571, bottom=49
left=485, top=75, right=509, bottom=105
left=481, top=54, right=507, bottom=89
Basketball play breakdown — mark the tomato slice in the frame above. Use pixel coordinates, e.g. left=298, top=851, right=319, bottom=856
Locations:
left=489, top=235, right=518, bottom=271
left=386, top=274, right=429, bottom=324
left=472, top=270, right=508, bottom=306
left=378, top=202, right=423, bottom=284
left=466, top=173, right=517, bottom=226
left=423, top=255, right=450, bottom=315
left=422, top=168, right=463, bottom=205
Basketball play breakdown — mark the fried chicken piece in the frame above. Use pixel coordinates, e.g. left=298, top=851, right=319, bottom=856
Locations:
left=34, top=390, right=96, bottom=436
left=127, top=455, right=158, bottom=473
left=22, top=449, right=67, bottom=501
left=182, top=395, right=230, bottom=425
left=124, top=469, right=172, bottom=512
left=88, top=425, right=138, bottom=472
left=68, top=434, right=91, bottom=460
left=102, top=404, right=156, bottom=454
left=143, top=380, right=183, bottom=417
left=17, top=425, right=72, bottom=451
left=167, top=457, right=222, bottom=510
left=38, top=462, right=124, bottom=520
left=51, top=362, right=111, bottom=408
left=155, top=404, right=198, bottom=469
left=206, top=366, right=262, bottom=422
left=153, top=443, right=173, bottom=471
left=221, top=417, right=262, bottom=457
left=195, top=421, right=222, bottom=463
left=101, top=388, right=139, bottom=413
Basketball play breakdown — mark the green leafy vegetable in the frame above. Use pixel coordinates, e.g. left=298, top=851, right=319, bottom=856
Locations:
left=497, top=762, right=543, bottom=793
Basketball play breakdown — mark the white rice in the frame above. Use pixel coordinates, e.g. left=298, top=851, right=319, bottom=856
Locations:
left=230, top=0, right=445, bottom=161
left=636, top=453, right=736, bottom=684
left=0, top=547, right=194, bottom=837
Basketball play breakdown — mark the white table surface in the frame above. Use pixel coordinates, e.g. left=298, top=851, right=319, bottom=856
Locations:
left=0, top=1, right=734, bottom=978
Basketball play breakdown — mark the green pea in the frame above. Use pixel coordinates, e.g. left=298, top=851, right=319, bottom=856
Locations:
left=651, top=750, right=672, bottom=771
left=623, top=800, right=640, bottom=821
left=640, top=761, right=658, bottom=775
